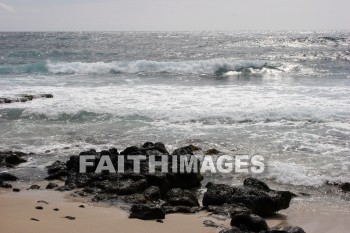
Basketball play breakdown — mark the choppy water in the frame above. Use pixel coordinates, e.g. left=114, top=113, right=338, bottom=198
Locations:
left=0, top=31, right=349, bottom=188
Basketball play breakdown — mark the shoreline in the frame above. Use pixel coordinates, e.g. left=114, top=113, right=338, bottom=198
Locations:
left=0, top=186, right=349, bottom=233
left=0, top=189, right=219, bottom=233
left=0, top=188, right=285, bottom=233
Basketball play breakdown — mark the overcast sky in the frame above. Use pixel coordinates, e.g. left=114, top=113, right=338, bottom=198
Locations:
left=0, top=0, right=349, bottom=31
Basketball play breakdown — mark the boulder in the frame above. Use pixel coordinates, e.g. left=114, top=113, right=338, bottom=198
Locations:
left=0, top=151, right=27, bottom=167
left=230, top=213, right=269, bottom=232
left=0, top=172, right=19, bottom=181
left=166, top=188, right=199, bottom=207
left=129, top=204, right=165, bottom=220
left=205, top=148, right=221, bottom=155
left=47, top=161, right=67, bottom=174
left=46, top=182, right=59, bottom=189
left=143, top=186, right=161, bottom=201
left=203, top=178, right=295, bottom=217
left=5, top=154, right=27, bottom=166
left=340, top=182, right=350, bottom=192
left=45, top=160, right=68, bottom=180
left=172, top=145, right=194, bottom=156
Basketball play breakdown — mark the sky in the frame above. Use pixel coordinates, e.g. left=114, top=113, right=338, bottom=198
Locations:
left=0, top=0, right=349, bottom=31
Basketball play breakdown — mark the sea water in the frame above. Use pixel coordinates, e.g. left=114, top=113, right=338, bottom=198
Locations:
left=0, top=31, right=349, bottom=190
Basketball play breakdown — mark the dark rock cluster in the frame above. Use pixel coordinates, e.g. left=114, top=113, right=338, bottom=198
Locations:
left=203, top=178, right=305, bottom=233
left=0, top=94, right=53, bottom=104
left=0, top=151, right=29, bottom=188
left=42, top=142, right=204, bottom=215
left=0, top=151, right=28, bottom=168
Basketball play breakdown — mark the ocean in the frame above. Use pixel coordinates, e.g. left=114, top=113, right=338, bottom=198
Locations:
left=0, top=31, right=349, bottom=190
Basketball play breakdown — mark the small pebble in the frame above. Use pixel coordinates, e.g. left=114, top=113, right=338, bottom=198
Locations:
left=53, top=208, right=59, bottom=211
left=79, top=205, right=85, bottom=208
left=30, top=218, right=40, bottom=221
left=12, top=188, right=20, bottom=192
left=65, top=216, right=76, bottom=220
left=35, top=206, right=43, bottom=210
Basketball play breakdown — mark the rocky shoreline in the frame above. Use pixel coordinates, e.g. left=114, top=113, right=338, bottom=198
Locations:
left=1, top=142, right=349, bottom=233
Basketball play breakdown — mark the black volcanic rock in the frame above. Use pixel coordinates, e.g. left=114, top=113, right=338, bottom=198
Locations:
left=143, top=186, right=161, bottom=202
left=205, top=148, right=221, bottom=155
left=0, top=172, right=19, bottom=181
left=46, top=182, right=59, bottom=189
left=166, top=188, right=199, bottom=207
left=5, top=154, right=27, bottom=166
left=0, top=151, right=28, bottom=167
left=203, top=178, right=295, bottom=217
left=45, top=160, right=68, bottom=180
left=230, top=213, right=269, bottom=232
left=172, top=145, right=194, bottom=156
left=129, top=204, right=165, bottom=220
left=47, top=161, right=67, bottom=174
left=340, top=182, right=350, bottom=192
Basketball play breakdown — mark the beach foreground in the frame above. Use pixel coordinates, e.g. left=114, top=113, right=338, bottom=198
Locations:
left=0, top=188, right=349, bottom=233
left=0, top=189, right=218, bottom=233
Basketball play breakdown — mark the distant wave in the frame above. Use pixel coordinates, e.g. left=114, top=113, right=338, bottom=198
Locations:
left=0, top=62, right=47, bottom=74
left=1, top=107, right=347, bottom=124
left=0, top=108, right=114, bottom=122
left=0, top=60, right=306, bottom=76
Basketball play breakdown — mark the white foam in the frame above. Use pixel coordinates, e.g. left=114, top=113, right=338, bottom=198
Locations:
left=46, top=60, right=305, bottom=76
left=265, top=161, right=350, bottom=187
left=1, top=83, right=349, bottom=124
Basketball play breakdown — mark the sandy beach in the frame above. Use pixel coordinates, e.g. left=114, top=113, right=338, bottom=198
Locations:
left=0, top=187, right=349, bottom=233
left=0, top=189, right=220, bottom=233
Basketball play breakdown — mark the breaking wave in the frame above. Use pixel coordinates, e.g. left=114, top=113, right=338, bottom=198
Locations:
left=0, top=60, right=305, bottom=76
